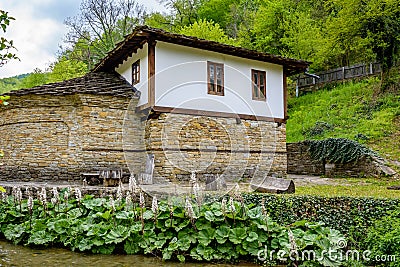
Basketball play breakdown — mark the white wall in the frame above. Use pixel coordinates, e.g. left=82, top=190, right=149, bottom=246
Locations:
left=115, top=44, right=149, bottom=106
left=155, top=42, right=284, bottom=119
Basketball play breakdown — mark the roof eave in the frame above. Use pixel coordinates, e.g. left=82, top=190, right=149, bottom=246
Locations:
left=92, top=26, right=309, bottom=75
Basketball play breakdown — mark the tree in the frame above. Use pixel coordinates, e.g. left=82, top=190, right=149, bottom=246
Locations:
left=48, top=57, right=88, bottom=83
left=362, top=0, right=400, bottom=72
left=178, top=19, right=238, bottom=45
left=159, top=0, right=201, bottom=27
left=0, top=10, right=18, bottom=67
left=64, top=0, right=146, bottom=68
left=20, top=68, right=48, bottom=89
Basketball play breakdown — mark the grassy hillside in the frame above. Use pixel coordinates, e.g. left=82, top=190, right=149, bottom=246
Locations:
left=287, top=77, right=400, bottom=161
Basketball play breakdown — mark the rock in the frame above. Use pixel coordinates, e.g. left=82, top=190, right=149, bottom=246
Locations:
left=251, top=177, right=295, bottom=194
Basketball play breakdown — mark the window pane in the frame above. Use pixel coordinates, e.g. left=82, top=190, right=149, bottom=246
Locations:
left=209, top=64, right=215, bottom=91
left=260, top=72, right=265, bottom=97
left=259, top=73, right=264, bottom=86
left=253, top=72, right=259, bottom=98
left=254, top=84, right=259, bottom=98
left=216, top=66, right=223, bottom=92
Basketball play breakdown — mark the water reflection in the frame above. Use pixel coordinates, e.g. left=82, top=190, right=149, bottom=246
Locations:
left=0, top=240, right=257, bottom=267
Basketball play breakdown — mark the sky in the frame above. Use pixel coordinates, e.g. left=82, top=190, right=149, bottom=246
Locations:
left=0, top=0, right=167, bottom=78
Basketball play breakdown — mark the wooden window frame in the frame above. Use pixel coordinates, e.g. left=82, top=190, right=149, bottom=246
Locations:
left=207, top=61, right=224, bottom=96
left=132, top=59, right=140, bottom=85
left=252, top=69, right=267, bottom=101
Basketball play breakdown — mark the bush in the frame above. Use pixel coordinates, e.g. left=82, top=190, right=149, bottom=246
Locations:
left=304, top=138, right=379, bottom=163
left=239, top=194, right=400, bottom=240
left=0, top=189, right=345, bottom=266
left=363, top=212, right=400, bottom=266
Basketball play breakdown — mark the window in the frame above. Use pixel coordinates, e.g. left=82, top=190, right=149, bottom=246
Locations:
left=132, top=60, right=140, bottom=84
left=252, top=69, right=266, bottom=100
left=207, top=61, right=224, bottom=96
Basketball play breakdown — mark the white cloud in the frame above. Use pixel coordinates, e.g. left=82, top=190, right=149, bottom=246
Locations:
left=0, top=0, right=168, bottom=78
left=0, top=3, right=67, bottom=78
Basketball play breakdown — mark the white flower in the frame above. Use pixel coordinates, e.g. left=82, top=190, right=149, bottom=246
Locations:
left=139, top=192, right=145, bottom=209
left=40, top=187, right=47, bottom=205
left=128, top=174, right=138, bottom=193
left=27, top=195, right=34, bottom=213
left=0, top=192, right=7, bottom=202
left=288, top=229, right=298, bottom=256
left=64, top=187, right=71, bottom=202
left=185, top=198, right=195, bottom=219
left=16, top=187, right=22, bottom=204
left=151, top=196, right=158, bottom=214
left=74, top=188, right=82, bottom=203
left=125, top=191, right=132, bottom=207
left=229, top=197, right=236, bottom=213
left=109, top=195, right=115, bottom=211
left=221, top=198, right=227, bottom=213
left=193, top=182, right=200, bottom=200
left=51, top=187, right=59, bottom=205
left=261, top=198, right=267, bottom=216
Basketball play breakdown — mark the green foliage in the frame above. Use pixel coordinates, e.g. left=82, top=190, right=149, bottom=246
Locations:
left=0, top=10, right=19, bottom=67
left=305, top=138, right=379, bottom=164
left=363, top=212, right=400, bottom=266
left=238, top=194, right=400, bottom=243
left=0, top=193, right=345, bottom=266
left=47, top=57, right=87, bottom=83
left=287, top=79, right=399, bottom=153
left=178, top=19, right=238, bottom=46
left=20, top=68, right=49, bottom=89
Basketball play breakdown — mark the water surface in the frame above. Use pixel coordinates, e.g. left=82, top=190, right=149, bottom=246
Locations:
left=0, top=240, right=257, bottom=267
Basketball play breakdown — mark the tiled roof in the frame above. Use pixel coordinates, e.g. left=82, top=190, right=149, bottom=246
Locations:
left=93, top=26, right=309, bottom=75
left=4, top=72, right=138, bottom=98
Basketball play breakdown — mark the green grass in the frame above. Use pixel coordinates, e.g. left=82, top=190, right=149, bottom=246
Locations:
left=287, top=77, right=400, bottom=161
left=295, top=177, right=400, bottom=198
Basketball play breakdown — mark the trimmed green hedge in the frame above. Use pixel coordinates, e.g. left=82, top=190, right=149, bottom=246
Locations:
left=241, top=194, right=400, bottom=233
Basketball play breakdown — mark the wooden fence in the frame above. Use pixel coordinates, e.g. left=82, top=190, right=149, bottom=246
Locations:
left=297, top=62, right=382, bottom=89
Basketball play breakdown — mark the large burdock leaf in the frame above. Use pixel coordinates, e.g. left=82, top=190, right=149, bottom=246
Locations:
left=104, top=225, right=130, bottom=244
left=4, top=224, right=26, bottom=243
left=197, top=228, right=215, bottom=246
left=27, top=230, right=56, bottom=245
left=195, top=244, right=215, bottom=261
left=204, top=210, right=215, bottom=222
left=229, top=227, right=247, bottom=244
left=246, top=231, right=258, bottom=242
left=124, top=235, right=142, bottom=254
left=215, top=225, right=230, bottom=244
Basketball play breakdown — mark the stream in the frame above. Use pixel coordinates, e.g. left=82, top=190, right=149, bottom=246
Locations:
left=0, top=240, right=258, bottom=267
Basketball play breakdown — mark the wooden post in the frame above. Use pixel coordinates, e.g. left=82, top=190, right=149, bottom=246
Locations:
left=342, top=67, right=345, bottom=81
left=148, top=39, right=156, bottom=107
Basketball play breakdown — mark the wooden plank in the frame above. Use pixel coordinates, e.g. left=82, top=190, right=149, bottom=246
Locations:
left=152, top=106, right=287, bottom=123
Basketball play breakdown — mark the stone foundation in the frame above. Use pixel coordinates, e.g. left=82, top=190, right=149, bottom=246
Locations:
left=0, top=94, right=141, bottom=181
left=144, top=113, right=287, bottom=182
left=0, top=94, right=288, bottom=183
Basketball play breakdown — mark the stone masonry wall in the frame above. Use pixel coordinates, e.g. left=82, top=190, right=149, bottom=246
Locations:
left=145, top=113, right=287, bottom=183
left=286, top=142, right=325, bottom=175
left=0, top=94, right=287, bottom=183
left=0, top=94, right=141, bottom=182
left=287, top=142, right=381, bottom=177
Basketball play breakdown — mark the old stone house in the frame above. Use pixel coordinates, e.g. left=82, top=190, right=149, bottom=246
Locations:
left=0, top=26, right=308, bottom=183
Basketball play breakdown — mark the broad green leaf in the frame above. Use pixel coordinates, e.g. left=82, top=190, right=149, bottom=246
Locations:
left=246, top=231, right=258, bottom=242
left=197, top=228, right=215, bottom=246
left=229, top=227, right=247, bottom=244
left=204, top=210, right=215, bottom=222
